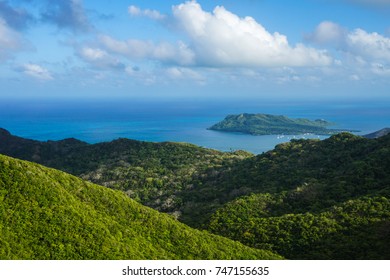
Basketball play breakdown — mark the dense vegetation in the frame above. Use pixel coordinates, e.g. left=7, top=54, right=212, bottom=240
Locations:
left=1, top=128, right=389, bottom=259
left=208, top=194, right=390, bottom=259
left=0, top=128, right=250, bottom=217
left=208, top=113, right=355, bottom=135
left=178, top=133, right=390, bottom=227
left=0, top=154, right=281, bottom=260
left=202, top=133, right=390, bottom=259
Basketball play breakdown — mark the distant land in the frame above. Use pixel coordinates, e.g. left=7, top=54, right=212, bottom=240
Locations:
left=208, top=113, right=358, bottom=135
left=364, top=128, right=390, bottom=139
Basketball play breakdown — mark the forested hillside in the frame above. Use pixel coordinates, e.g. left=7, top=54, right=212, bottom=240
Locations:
left=201, top=133, right=390, bottom=259
left=1, top=128, right=389, bottom=259
left=180, top=133, right=390, bottom=227
left=0, top=128, right=250, bottom=216
left=0, top=154, right=281, bottom=260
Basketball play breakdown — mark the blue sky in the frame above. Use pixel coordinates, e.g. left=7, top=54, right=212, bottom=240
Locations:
left=0, top=0, right=390, bottom=100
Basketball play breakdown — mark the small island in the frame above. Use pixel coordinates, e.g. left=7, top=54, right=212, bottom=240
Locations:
left=208, top=113, right=356, bottom=135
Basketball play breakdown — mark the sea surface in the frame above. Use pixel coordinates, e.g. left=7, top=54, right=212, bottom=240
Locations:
left=0, top=98, right=389, bottom=155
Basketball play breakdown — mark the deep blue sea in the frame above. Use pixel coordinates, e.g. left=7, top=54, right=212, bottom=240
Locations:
left=0, top=98, right=389, bottom=155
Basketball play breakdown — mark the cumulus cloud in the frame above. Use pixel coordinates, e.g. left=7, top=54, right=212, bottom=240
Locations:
left=306, top=21, right=347, bottom=48
left=86, top=1, right=333, bottom=71
left=171, top=1, right=332, bottom=67
left=0, top=17, right=27, bottom=61
left=77, top=46, right=126, bottom=70
left=309, top=21, right=390, bottom=63
left=128, top=5, right=165, bottom=20
left=99, top=35, right=195, bottom=65
left=17, top=63, right=53, bottom=80
left=347, top=29, right=390, bottom=62
left=41, top=0, right=92, bottom=33
left=0, top=0, right=34, bottom=30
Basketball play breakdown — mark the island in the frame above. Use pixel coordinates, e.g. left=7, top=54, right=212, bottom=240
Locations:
left=208, top=113, right=357, bottom=135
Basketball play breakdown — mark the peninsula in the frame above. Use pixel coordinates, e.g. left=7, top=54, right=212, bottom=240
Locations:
left=208, top=113, right=356, bottom=135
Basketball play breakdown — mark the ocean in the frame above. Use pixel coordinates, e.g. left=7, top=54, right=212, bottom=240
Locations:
left=0, top=98, right=389, bottom=155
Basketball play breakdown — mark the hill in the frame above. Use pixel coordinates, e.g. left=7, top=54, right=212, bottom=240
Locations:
left=364, top=128, right=390, bottom=139
left=1, top=128, right=390, bottom=259
left=208, top=113, right=356, bottom=135
left=0, top=128, right=251, bottom=217
left=199, top=133, right=390, bottom=259
left=1, top=129, right=389, bottom=230
left=0, top=154, right=281, bottom=260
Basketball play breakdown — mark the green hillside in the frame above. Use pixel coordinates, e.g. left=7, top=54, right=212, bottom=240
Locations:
left=0, top=154, right=281, bottom=260
left=208, top=113, right=355, bottom=135
left=1, top=128, right=389, bottom=259
left=179, top=133, right=390, bottom=227
left=202, top=133, right=390, bottom=259
left=0, top=128, right=251, bottom=217
left=208, top=194, right=390, bottom=259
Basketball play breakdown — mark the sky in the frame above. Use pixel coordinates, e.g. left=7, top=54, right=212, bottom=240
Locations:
left=0, top=0, right=390, bottom=101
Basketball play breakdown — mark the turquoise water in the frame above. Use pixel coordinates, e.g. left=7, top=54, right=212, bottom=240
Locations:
left=0, top=99, right=389, bottom=155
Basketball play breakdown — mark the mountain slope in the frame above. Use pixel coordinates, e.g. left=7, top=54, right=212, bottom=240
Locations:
left=179, top=133, right=390, bottom=227
left=1, top=129, right=389, bottom=230
left=0, top=154, right=281, bottom=260
left=199, top=133, right=390, bottom=259
left=208, top=194, right=390, bottom=259
left=364, top=128, right=390, bottom=139
left=0, top=128, right=250, bottom=217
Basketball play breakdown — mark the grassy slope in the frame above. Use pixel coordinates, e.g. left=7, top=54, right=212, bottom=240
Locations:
left=0, top=154, right=281, bottom=260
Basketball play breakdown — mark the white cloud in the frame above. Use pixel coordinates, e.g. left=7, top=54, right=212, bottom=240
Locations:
left=99, top=35, right=195, bottom=65
left=128, top=5, right=141, bottom=16
left=165, top=67, right=204, bottom=83
left=0, top=17, right=26, bottom=61
left=18, top=63, right=53, bottom=80
left=307, top=21, right=390, bottom=65
left=77, top=46, right=125, bottom=70
left=306, top=21, right=347, bottom=47
left=171, top=1, right=332, bottom=67
left=128, top=5, right=165, bottom=20
left=346, top=29, right=390, bottom=62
